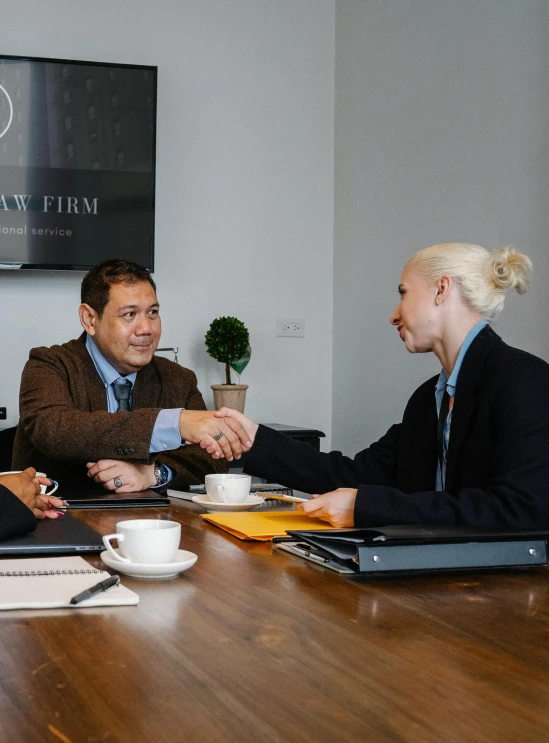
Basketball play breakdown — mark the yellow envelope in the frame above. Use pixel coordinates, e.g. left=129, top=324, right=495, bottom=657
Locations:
left=201, top=510, right=334, bottom=541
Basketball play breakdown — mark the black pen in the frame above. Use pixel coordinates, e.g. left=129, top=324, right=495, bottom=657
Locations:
left=70, top=575, right=120, bottom=605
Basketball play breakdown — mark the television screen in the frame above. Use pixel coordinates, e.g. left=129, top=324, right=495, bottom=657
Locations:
left=0, top=55, right=157, bottom=270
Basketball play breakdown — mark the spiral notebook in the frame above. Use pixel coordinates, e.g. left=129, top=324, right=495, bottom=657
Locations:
left=0, top=556, right=139, bottom=610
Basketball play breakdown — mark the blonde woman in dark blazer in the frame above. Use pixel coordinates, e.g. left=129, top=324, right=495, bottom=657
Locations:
left=212, top=243, right=549, bottom=530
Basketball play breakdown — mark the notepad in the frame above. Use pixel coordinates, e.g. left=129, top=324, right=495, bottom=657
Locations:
left=0, top=556, right=139, bottom=610
left=201, top=510, right=334, bottom=541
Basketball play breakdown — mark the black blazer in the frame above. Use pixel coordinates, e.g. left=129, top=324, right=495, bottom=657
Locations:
left=0, top=485, right=37, bottom=541
left=243, top=326, right=549, bottom=529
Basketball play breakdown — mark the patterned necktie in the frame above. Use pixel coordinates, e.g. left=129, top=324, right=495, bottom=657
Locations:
left=113, top=378, right=132, bottom=412
left=437, top=390, right=454, bottom=489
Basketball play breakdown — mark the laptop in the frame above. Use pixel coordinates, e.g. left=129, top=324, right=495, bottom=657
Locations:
left=63, top=484, right=170, bottom=510
left=0, top=514, right=105, bottom=556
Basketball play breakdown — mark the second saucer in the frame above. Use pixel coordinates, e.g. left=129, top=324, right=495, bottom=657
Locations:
left=191, top=494, right=264, bottom=512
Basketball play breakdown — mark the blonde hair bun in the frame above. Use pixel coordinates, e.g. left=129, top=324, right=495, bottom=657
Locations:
left=490, top=246, right=531, bottom=295
left=407, top=242, right=533, bottom=321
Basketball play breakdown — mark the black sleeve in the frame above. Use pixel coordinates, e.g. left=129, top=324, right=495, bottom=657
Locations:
left=0, top=485, right=37, bottom=541
left=354, top=355, right=549, bottom=530
left=242, top=423, right=400, bottom=494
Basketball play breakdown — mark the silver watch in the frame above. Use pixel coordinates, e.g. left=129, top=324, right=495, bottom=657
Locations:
left=154, top=461, right=168, bottom=486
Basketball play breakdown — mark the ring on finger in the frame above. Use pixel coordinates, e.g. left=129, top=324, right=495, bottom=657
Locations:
left=114, top=478, right=123, bottom=488
left=214, top=432, right=223, bottom=441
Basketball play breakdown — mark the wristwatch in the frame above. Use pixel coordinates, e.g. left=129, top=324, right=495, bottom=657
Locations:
left=154, top=461, right=170, bottom=486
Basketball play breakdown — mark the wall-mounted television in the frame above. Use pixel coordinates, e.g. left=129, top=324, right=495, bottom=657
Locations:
left=0, top=54, right=157, bottom=270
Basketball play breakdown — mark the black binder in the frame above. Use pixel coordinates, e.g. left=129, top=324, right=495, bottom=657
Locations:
left=276, top=525, right=549, bottom=577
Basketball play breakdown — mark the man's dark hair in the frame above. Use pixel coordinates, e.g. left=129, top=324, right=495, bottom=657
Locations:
left=81, top=259, right=157, bottom=317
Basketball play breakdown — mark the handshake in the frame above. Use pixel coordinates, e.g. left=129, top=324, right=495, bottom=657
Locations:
left=178, top=407, right=258, bottom=462
left=87, top=408, right=258, bottom=493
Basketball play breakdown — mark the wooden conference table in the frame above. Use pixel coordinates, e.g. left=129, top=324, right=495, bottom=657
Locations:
left=3, top=500, right=549, bottom=743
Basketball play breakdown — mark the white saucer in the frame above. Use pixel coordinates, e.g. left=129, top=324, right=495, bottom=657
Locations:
left=100, top=548, right=197, bottom=579
left=191, top=494, right=264, bottom=512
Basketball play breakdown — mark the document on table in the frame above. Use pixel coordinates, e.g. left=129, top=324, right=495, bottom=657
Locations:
left=201, top=510, right=334, bottom=541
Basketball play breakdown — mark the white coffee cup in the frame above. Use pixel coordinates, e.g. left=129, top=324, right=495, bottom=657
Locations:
left=102, top=519, right=181, bottom=565
left=205, top=473, right=251, bottom=504
left=0, top=470, right=59, bottom=496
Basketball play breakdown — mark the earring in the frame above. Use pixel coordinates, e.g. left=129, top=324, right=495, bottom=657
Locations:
left=435, top=298, right=440, bottom=306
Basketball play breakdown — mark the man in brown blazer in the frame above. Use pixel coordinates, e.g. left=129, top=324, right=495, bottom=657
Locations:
left=13, top=259, right=250, bottom=492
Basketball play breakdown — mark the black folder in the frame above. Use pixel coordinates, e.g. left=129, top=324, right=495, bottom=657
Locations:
left=277, top=525, right=549, bottom=577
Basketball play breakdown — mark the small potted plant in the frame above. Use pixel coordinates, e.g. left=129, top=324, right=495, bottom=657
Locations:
left=205, top=316, right=250, bottom=413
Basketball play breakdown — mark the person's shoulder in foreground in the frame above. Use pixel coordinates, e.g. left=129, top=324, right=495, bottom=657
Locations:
left=0, top=483, right=36, bottom=540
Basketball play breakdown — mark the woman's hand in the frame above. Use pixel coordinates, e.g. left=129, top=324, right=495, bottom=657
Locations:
left=39, top=494, right=67, bottom=519
left=296, top=488, right=358, bottom=528
left=0, top=468, right=66, bottom=519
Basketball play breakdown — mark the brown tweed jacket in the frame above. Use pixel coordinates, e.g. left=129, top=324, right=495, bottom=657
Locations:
left=13, top=333, right=228, bottom=489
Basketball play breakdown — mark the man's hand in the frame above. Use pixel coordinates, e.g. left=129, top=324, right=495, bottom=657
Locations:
left=195, top=407, right=258, bottom=457
left=296, top=488, right=357, bottom=528
left=0, top=468, right=66, bottom=519
left=87, top=461, right=156, bottom=492
left=178, top=410, right=253, bottom=461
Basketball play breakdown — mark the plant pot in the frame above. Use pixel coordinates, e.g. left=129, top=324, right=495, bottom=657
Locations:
left=211, top=384, right=248, bottom=414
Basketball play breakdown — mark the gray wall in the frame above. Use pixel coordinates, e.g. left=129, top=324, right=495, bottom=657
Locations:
left=333, top=0, right=549, bottom=455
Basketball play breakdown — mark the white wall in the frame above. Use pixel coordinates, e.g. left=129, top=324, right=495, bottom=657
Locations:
left=0, top=0, right=335, bottom=445
left=333, top=0, right=549, bottom=455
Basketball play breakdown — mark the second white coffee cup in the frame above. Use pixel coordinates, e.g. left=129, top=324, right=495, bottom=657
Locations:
left=205, top=473, right=251, bottom=504
left=102, top=519, right=181, bottom=564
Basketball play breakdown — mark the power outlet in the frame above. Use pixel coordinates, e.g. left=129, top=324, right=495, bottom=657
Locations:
left=0, top=407, right=6, bottom=420
left=276, top=318, right=305, bottom=338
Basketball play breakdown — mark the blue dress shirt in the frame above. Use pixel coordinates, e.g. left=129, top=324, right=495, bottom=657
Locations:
left=435, top=320, right=488, bottom=491
left=85, top=335, right=183, bottom=484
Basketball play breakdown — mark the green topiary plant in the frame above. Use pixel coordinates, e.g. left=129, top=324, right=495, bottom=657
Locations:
left=205, top=316, right=250, bottom=385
